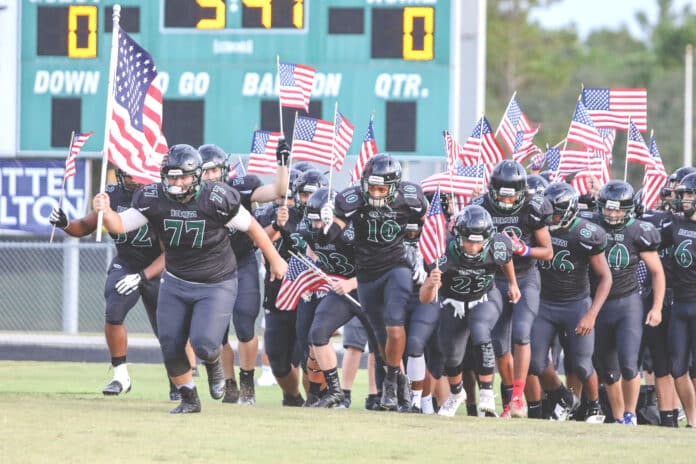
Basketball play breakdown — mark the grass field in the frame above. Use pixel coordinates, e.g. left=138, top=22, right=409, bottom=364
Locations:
left=0, top=361, right=693, bottom=463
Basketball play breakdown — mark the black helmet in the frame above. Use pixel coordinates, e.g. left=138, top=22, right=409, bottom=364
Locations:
left=675, top=172, right=696, bottom=217
left=198, top=144, right=230, bottom=181
left=544, top=182, right=579, bottom=231
left=452, top=205, right=495, bottom=263
left=361, top=153, right=402, bottom=207
left=539, top=170, right=552, bottom=183
left=305, top=187, right=336, bottom=230
left=293, top=169, right=328, bottom=209
left=425, top=190, right=452, bottom=221
left=597, top=180, right=635, bottom=228
left=115, top=168, right=142, bottom=192
left=527, top=174, right=549, bottom=196
left=660, top=177, right=676, bottom=211
left=293, top=161, right=314, bottom=173
left=577, top=192, right=596, bottom=211
left=633, top=188, right=645, bottom=218
left=488, top=160, right=527, bottom=213
left=672, top=166, right=696, bottom=186
left=285, top=168, right=302, bottom=200
left=160, top=144, right=203, bottom=202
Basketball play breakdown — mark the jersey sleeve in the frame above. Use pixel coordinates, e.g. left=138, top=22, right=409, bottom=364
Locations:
left=130, top=183, right=161, bottom=221
left=227, top=174, right=262, bottom=195
left=253, top=204, right=276, bottom=227
left=334, top=186, right=365, bottom=221
left=657, top=212, right=674, bottom=249
left=491, top=232, right=515, bottom=266
left=526, top=193, right=553, bottom=230
left=577, top=220, right=608, bottom=255
left=400, top=181, right=428, bottom=218
left=634, top=219, right=662, bottom=252
left=205, top=183, right=241, bottom=224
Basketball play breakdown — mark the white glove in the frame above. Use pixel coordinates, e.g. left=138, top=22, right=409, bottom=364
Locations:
left=443, top=298, right=467, bottom=319
left=115, top=272, right=144, bottom=295
left=412, top=266, right=427, bottom=286
left=320, top=202, right=334, bottom=227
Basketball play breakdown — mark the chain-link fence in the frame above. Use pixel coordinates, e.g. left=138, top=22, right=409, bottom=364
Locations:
left=0, top=239, right=155, bottom=333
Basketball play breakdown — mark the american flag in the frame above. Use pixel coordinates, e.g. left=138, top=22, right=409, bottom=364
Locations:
left=461, top=116, right=505, bottom=173
left=599, top=128, right=616, bottom=162
left=247, top=130, right=281, bottom=175
left=351, top=115, right=378, bottom=183
left=64, top=131, right=93, bottom=179
left=291, top=115, right=335, bottom=167
left=278, top=61, right=316, bottom=112
left=498, top=96, right=533, bottom=153
left=332, top=109, right=354, bottom=171
left=228, top=159, right=246, bottom=180
left=642, top=134, right=668, bottom=211
left=567, top=170, right=599, bottom=196
left=511, top=125, right=540, bottom=164
left=530, top=149, right=547, bottom=171
left=107, top=30, right=167, bottom=185
left=276, top=256, right=336, bottom=311
left=567, top=100, right=606, bottom=153
left=544, top=147, right=562, bottom=174
left=419, top=187, right=447, bottom=266
left=444, top=131, right=468, bottom=169
left=421, top=162, right=485, bottom=199
left=626, top=119, right=654, bottom=167
left=582, top=87, right=648, bottom=131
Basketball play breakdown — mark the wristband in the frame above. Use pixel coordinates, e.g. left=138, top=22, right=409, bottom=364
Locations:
left=138, top=271, right=147, bottom=282
left=515, top=244, right=531, bottom=257
left=271, top=220, right=282, bottom=232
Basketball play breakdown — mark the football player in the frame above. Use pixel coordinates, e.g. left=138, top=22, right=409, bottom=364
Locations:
left=581, top=180, right=664, bottom=424
left=49, top=169, right=168, bottom=398
left=321, top=153, right=428, bottom=410
left=471, top=160, right=553, bottom=417
left=420, top=205, right=521, bottom=417
left=93, top=144, right=287, bottom=413
left=199, top=142, right=289, bottom=405
left=528, top=183, right=612, bottom=422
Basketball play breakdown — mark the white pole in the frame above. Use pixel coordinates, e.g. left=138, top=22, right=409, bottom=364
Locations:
left=277, top=55, right=285, bottom=137
left=685, top=44, right=693, bottom=167
left=96, top=5, right=121, bottom=242
left=475, top=0, right=487, bottom=117
left=449, top=0, right=462, bottom=139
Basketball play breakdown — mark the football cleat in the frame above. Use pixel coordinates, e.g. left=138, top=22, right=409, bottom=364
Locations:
left=170, top=386, right=201, bottom=414
left=169, top=380, right=181, bottom=401
left=500, top=403, right=511, bottom=419
left=222, top=378, right=240, bottom=404
left=510, top=395, right=527, bottom=418
left=380, top=376, right=399, bottom=411
left=203, top=358, right=226, bottom=400
left=314, top=390, right=345, bottom=408
left=102, top=379, right=131, bottom=396
left=396, top=373, right=413, bottom=413
left=551, top=389, right=579, bottom=421
left=478, top=388, right=497, bottom=417
left=282, top=393, right=305, bottom=407
left=191, top=366, right=200, bottom=377
left=304, top=390, right=324, bottom=408
left=437, top=390, right=467, bottom=417
left=256, top=368, right=278, bottom=387
left=365, top=394, right=383, bottom=411
left=238, top=375, right=256, bottom=406
left=584, top=403, right=605, bottom=424
left=623, top=412, right=638, bottom=426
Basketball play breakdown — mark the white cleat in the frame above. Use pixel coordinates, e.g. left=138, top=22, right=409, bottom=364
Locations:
left=437, top=391, right=467, bottom=417
left=478, top=388, right=498, bottom=417
left=256, top=368, right=277, bottom=387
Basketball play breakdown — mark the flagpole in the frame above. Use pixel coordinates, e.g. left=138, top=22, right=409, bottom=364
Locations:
left=494, top=91, right=517, bottom=138
left=96, top=5, right=121, bottom=242
left=328, top=101, right=338, bottom=196
left=624, top=116, right=632, bottom=182
left=276, top=55, right=285, bottom=137
left=284, top=111, right=299, bottom=207
left=474, top=115, right=485, bottom=190
left=50, top=131, right=75, bottom=243
left=289, top=251, right=361, bottom=308
left=443, top=131, right=457, bottom=215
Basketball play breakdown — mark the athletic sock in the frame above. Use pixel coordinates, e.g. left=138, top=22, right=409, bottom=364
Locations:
left=111, top=356, right=127, bottom=367
left=501, top=384, right=513, bottom=406
left=527, top=401, right=542, bottom=419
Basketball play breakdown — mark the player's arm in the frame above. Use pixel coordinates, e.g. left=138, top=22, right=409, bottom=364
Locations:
left=49, top=208, right=98, bottom=237
left=419, top=268, right=441, bottom=304
left=262, top=205, right=289, bottom=242
left=530, top=226, right=554, bottom=261
left=500, top=260, right=521, bottom=303
left=229, top=206, right=288, bottom=281
left=576, top=252, right=612, bottom=336
left=92, top=192, right=148, bottom=234
left=641, top=250, right=665, bottom=327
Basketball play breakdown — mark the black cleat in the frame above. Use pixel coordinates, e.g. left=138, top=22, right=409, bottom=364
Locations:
left=238, top=374, right=256, bottom=405
left=204, top=358, right=226, bottom=400
left=102, top=379, right=131, bottom=396
left=169, top=379, right=180, bottom=401
left=365, top=393, right=383, bottom=411
left=304, top=390, right=325, bottom=408
left=380, top=376, right=398, bottom=411
left=396, top=373, right=413, bottom=413
left=282, top=393, right=305, bottom=407
left=191, top=366, right=200, bottom=377
left=222, top=378, right=240, bottom=404
left=170, top=386, right=201, bottom=414
left=314, top=389, right=345, bottom=408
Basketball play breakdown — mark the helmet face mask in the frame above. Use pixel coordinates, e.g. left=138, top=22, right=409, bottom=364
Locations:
left=115, top=168, right=142, bottom=192
left=199, top=144, right=230, bottom=182
left=305, top=187, right=334, bottom=234
left=453, top=205, right=494, bottom=263
left=360, top=154, right=401, bottom=207
left=676, top=173, right=696, bottom=218
left=161, top=145, right=203, bottom=202
left=598, top=180, right=635, bottom=228
left=488, top=161, right=527, bottom=213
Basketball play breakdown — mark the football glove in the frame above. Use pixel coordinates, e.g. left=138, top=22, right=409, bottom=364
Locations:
left=442, top=298, right=467, bottom=319
left=320, top=202, right=334, bottom=227
left=115, top=272, right=145, bottom=295
left=49, top=207, right=68, bottom=229
left=276, top=138, right=290, bottom=166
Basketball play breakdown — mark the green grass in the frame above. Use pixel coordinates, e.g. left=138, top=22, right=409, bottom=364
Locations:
left=0, top=361, right=693, bottom=463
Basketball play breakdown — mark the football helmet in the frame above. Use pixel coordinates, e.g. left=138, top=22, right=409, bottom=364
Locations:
left=294, top=169, right=328, bottom=210
left=360, top=153, right=401, bottom=207
left=198, top=144, right=230, bottom=182
left=115, top=168, right=142, bottom=192
left=597, top=180, right=635, bottom=228
left=526, top=174, right=549, bottom=196
left=488, top=160, right=527, bottom=213
left=544, top=182, right=579, bottom=231
left=676, top=172, right=696, bottom=218
left=161, top=144, right=203, bottom=202
left=452, top=205, right=495, bottom=263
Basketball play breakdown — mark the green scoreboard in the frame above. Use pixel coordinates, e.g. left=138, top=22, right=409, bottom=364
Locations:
left=19, top=0, right=453, bottom=158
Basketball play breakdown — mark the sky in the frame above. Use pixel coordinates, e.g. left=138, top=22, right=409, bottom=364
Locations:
left=530, top=0, right=695, bottom=40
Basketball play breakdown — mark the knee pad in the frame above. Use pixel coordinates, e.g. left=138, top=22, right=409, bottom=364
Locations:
left=406, top=337, right=425, bottom=359
left=574, top=363, right=594, bottom=382
left=193, top=344, right=221, bottom=364
left=308, top=326, right=331, bottom=347
left=233, top=313, right=256, bottom=343
left=444, top=364, right=462, bottom=378
left=105, top=318, right=125, bottom=326
left=602, top=368, right=621, bottom=385
left=164, top=357, right=190, bottom=378
left=475, top=342, right=495, bottom=376
left=620, top=366, right=639, bottom=381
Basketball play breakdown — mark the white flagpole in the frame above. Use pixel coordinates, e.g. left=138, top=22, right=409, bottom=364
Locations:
left=284, top=111, right=299, bottom=207
left=276, top=55, right=285, bottom=137
left=50, top=131, right=75, bottom=243
left=474, top=115, right=485, bottom=190
left=96, top=4, right=121, bottom=242
left=328, top=101, right=338, bottom=195
left=443, top=131, right=457, bottom=215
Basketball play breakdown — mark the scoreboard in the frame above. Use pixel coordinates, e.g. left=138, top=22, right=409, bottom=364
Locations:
left=16, top=0, right=460, bottom=158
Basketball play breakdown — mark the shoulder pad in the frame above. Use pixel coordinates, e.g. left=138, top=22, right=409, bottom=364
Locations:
left=469, top=194, right=486, bottom=206
left=634, top=219, right=661, bottom=251
left=227, top=174, right=262, bottom=193
left=399, top=181, right=427, bottom=211
left=105, top=183, right=117, bottom=193
left=335, top=186, right=365, bottom=216
left=576, top=220, right=607, bottom=252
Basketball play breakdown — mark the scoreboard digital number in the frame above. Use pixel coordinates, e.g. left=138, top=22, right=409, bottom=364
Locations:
left=20, top=0, right=452, bottom=158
